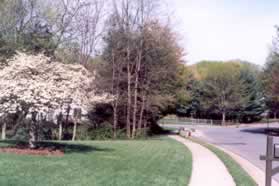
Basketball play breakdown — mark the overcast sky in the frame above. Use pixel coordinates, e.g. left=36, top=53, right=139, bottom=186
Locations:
left=169, top=0, right=279, bottom=65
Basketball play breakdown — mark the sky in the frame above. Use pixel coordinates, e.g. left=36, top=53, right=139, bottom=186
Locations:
left=169, top=0, right=279, bottom=65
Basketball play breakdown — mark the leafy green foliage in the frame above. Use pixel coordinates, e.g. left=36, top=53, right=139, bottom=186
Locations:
left=200, top=62, right=246, bottom=115
left=100, top=19, right=184, bottom=136
left=77, top=122, right=127, bottom=140
left=19, top=24, right=56, bottom=56
left=176, top=61, right=265, bottom=123
left=263, top=27, right=279, bottom=116
left=238, top=65, right=265, bottom=122
left=176, top=68, right=202, bottom=116
left=0, top=0, right=65, bottom=59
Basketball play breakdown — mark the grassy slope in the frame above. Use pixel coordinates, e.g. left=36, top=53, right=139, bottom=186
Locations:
left=0, top=137, right=192, bottom=186
left=191, top=138, right=257, bottom=186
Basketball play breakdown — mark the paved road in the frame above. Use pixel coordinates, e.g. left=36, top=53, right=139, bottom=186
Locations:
left=163, top=123, right=279, bottom=181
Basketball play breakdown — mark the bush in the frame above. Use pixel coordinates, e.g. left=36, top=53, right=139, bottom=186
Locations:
left=76, top=122, right=127, bottom=140
left=11, top=127, right=29, bottom=141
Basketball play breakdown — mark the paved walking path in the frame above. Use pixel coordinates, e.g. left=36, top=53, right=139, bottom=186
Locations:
left=169, top=135, right=235, bottom=186
left=192, top=128, right=279, bottom=186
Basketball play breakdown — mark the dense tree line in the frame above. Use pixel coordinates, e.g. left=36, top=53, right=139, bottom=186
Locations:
left=0, top=0, right=185, bottom=144
left=176, top=61, right=265, bottom=125
left=175, top=26, right=279, bottom=125
left=263, top=26, right=279, bottom=118
left=95, top=0, right=185, bottom=138
left=1, top=0, right=279, bottom=146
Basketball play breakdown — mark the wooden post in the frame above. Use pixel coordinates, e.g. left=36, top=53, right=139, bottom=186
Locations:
left=266, top=136, right=273, bottom=186
left=259, top=136, right=279, bottom=185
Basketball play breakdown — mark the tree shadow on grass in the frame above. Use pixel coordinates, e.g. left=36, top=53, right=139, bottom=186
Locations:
left=0, top=140, right=114, bottom=154
left=241, top=127, right=279, bottom=136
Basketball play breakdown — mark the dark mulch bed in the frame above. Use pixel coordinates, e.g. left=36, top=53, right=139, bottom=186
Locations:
left=0, top=146, right=64, bottom=156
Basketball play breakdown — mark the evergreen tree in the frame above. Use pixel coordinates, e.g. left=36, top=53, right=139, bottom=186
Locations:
left=238, top=64, right=265, bottom=122
left=176, top=61, right=265, bottom=124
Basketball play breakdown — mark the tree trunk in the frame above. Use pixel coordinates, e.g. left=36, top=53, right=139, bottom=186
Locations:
left=29, top=112, right=38, bottom=149
left=132, top=41, right=143, bottom=139
left=29, top=124, right=36, bottom=149
left=72, top=120, right=77, bottom=141
left=58, top=121, right=63, bottom=141
left=113, top=103, right=118, bottom=138
left=113, top=85, right=119, bottom=139
left=131, top=87, right=138, bottom=138
left=112, top=50, right=119, bottom=139
left=65, top=105, right=71, bottom=127
left=126, top=47, right=131, bottom=138
left=137, top=95, right=146, bottom=136
left=11, top=111, right=28, bottom=135
left=222, top=112, right=226, bottom=126
left=1, top=122, right=6, bottom=140
left=131, top=67, right=139, bottom=138
left=143, top=119, right=147, bottom=136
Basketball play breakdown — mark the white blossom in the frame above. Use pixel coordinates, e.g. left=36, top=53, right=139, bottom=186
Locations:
left=0, top=52, right=110, bottom=118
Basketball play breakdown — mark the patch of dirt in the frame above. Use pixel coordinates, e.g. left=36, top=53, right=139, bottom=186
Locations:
left=0, top=147, right=64, bottom=156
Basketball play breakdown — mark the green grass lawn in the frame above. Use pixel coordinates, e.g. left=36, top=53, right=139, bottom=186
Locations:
left=0, top=137, right=192, bottom=186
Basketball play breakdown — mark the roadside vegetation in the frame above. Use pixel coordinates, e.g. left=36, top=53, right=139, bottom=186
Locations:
left=0, top=0, right=279, bottom=144
left=175, top=27, right=279, bottom=126
left=1, top=0, right=279, bottom=185
left=0, top=0, right=188, bottom=145
left=176, top=61, right=265, bottom=125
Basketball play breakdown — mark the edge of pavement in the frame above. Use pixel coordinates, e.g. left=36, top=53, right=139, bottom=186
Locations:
left=169, top=135, right=236, bottom=186
left=192, top=130, right=279, bottom=186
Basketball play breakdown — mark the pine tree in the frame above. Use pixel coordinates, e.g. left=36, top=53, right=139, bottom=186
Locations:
left=238, top=65, right=265, bottom=122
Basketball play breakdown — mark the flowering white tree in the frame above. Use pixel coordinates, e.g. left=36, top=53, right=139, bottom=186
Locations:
left=0, top=52, right=109, bottom=148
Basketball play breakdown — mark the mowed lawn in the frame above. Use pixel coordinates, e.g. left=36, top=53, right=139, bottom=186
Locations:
left=0, top=137, right=192, bottom=186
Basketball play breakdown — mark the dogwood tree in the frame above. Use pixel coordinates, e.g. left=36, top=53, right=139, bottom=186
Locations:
left=0, top=52, right=108, bottom=148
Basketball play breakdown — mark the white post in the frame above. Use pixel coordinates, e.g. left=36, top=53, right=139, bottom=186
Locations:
left=58, top=122, right=63, bottom=141
left=1, top=122, right=6, bottom=140
left=72, top=120, right=77, bottom=141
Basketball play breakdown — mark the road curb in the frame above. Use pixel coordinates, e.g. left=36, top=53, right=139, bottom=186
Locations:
left=169, top=135, right=236, bottom=186
left=192, top=131, right=279, bottom=186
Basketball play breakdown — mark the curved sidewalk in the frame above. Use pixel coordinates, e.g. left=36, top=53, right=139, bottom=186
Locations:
left=169, top=135, right=235, bottom=186
left=193, top=128, right=279, bottom=186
